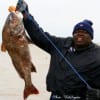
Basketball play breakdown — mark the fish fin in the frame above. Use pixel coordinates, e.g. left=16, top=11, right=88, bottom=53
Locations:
left=25, top=35, right=33, bottom=44
left=31, top=63, right=37, bottom=72
left=24, top=85, right=39, bottom=99
left=1, top=43, right=7, bottom=52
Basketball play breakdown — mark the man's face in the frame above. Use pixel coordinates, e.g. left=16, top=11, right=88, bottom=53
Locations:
left=73, top=30, right=92, bottom=48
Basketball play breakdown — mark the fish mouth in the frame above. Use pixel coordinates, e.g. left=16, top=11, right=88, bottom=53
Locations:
left=8, top=12, right=22, bottom=28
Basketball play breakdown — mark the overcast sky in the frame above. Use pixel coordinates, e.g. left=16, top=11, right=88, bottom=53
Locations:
left=0, top=0, right=100, bottom=43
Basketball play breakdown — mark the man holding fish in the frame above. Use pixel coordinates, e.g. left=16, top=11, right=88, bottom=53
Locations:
left=15, top=0, right=100, bottom=100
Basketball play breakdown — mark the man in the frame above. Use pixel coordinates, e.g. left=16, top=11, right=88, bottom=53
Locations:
left=16, top=0, right=100, bottom=100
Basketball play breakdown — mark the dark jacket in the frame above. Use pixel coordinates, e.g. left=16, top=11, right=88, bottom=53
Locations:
left=23, top=15, right=100, bottom=94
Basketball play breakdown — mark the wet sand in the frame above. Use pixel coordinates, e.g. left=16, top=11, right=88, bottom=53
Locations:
left=0, top=44, right=51, bottom=100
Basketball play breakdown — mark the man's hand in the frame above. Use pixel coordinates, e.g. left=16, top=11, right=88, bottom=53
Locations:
left=16, top=0, right=28, bottom=13
left=87, top=88, right=100, bottom=100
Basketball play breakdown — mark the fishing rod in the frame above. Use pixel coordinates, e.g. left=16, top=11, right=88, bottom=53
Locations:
left=18, top=0, right=92, bottom=90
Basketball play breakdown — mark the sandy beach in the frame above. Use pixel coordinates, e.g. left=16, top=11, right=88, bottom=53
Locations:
left=0, top=44, right=51, bottom=100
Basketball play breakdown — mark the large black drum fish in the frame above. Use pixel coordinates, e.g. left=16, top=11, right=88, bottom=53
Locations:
left=1, top=8, right=39, bottom=99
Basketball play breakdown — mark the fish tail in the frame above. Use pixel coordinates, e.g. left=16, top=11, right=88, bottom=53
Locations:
left=24, top=84, right=39, bottom=99
left=1, top=43, right=7, bottom=52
